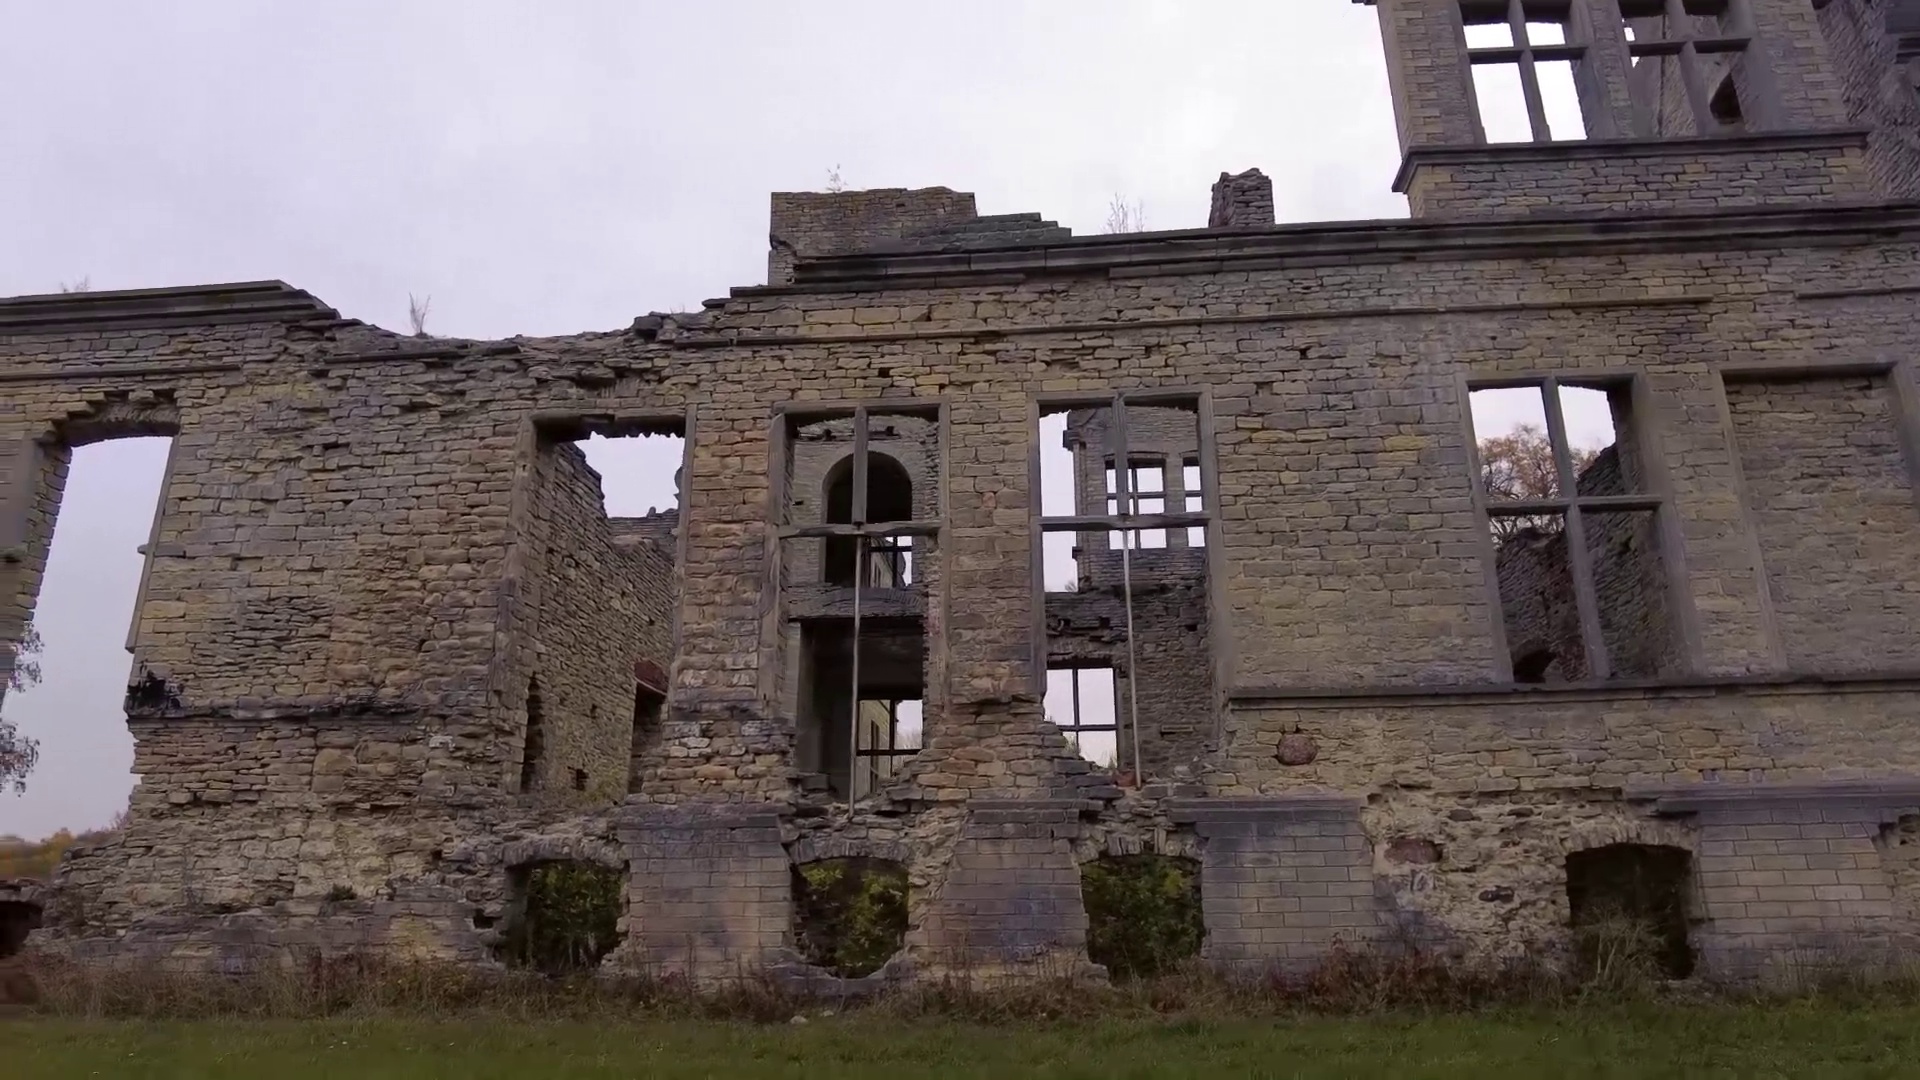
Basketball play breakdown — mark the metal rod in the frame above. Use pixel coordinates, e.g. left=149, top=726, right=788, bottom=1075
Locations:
left=1120, top=531, right=1143, bottom=781
left=848, top=531, right=864, bottom=812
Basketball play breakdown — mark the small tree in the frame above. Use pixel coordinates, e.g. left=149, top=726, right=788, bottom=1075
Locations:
left=2, top=626, right=43, bottom=793
left=1480, top=424, right=1598, bottom=541
left=1103, top=194, right=1146, bottom=234
left=824, top=164, right=847, bottom=193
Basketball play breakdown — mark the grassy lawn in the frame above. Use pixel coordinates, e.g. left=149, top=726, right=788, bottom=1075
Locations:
left=6, top=1006, right=1920, bottom=1079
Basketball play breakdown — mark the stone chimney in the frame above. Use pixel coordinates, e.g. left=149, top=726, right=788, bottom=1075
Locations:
left=1208, top=168, right=1275, bottom=228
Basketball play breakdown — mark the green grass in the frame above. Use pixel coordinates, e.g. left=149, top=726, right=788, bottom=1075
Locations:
left=8, top=1005, right=1920, bottom=1079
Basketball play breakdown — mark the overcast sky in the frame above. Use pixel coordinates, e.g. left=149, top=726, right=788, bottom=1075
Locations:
left=1, top=1, right=1613, bottom=840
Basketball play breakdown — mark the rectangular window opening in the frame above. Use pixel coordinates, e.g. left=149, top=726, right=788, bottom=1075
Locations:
left=1472, top=378, right=1664, bottom=684
left=1471, top=63, right=1537, bottom=143
left=1539, top=59, right=1586, bottom=140
left=776, top=404, right=941, bottom=805
left=1044, top=666, right=1120, bottom=768
left=4, top=432, right=176, bottom=829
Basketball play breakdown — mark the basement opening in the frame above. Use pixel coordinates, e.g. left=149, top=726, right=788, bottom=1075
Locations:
left=1081, top=854, right=1204, bottom=980
left=1565, top=842, right=1695, bottom=979
left=791, top=856, right=909, bottom=978
left=0, top=899, right=42, bottom=959
left=497, top=860, right=625, bottom=975
left=3, top=403, right=177, bottom=820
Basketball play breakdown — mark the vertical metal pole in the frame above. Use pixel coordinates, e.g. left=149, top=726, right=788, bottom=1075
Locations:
left=848, top=407, right=869, bottom=811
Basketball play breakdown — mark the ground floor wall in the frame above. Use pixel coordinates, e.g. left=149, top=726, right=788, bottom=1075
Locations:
left=22, top=683, right=1920, bottom=983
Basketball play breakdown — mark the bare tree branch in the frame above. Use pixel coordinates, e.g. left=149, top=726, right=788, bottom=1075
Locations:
left=407, top=294, right=433, bottom=337
left=1103, top=194, right=1146, bottom=234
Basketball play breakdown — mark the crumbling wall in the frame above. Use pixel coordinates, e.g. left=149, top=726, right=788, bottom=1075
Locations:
left=1046, top=583, right=1211, bottom=776
left=1728, top=374, right=1920, bottom=673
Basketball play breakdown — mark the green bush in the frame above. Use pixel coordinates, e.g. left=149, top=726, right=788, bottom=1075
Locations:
left=499, top=861, right=623, bottom=975
left=792, top=858, right=908, bottom=978
left=1082, top=855, right=1204, bottom=980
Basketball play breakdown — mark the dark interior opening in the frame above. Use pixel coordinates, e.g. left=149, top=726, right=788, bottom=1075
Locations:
left=1565, top=842, right=1695, bottom=979
left=823, top=453, right=914, bottom=586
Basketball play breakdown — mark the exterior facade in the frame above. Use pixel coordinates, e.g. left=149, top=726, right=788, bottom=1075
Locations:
left=4, top=0, right=1920, bottom=980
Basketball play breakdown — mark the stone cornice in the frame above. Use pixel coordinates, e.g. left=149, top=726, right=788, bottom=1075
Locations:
left=750, top=200, right=1920, bottom=296
left=0, top=280, right=337, bottom=336
left=1389, top=128, right=1872, bottom=193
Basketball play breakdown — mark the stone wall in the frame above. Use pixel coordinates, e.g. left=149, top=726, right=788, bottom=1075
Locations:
left=5, top=9, right=1920, bottom=981
left=1728, top=373, right=1920, bottom=673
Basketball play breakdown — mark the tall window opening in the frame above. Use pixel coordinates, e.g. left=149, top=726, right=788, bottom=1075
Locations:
left=776, top=405, right=940, bottom=804
left=823, top=452, right=915, bottom=587
left=519, top=676, right=545, bottom=793
left=1616, top=0, right=1757, bottom=137
left=1036, top=392, right=1216, bottom=779
left=531, top=412, right=688, bottom=800
left=1461, top=0, right=1591, bottom=142
left=2, top=404, right=176, bottom=837
left=1468, top=378, right=1678, bottom=683
left=627, top=677, right=665, bottom=795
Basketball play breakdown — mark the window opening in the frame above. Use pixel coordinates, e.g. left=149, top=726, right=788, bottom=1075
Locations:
left=853, top=698, right=922, bottom=799
left=1470, top=378, right=1673, bottom=683
left=1038, top=393, right=1214, bottom=776
left=1615, top=0, right=1756, bottom=136
left=1106, top=459, right=1167, bottom=549
left=1044, top=666, right=1121, bottom=767
left=3, top=428, right=173, bottom=824
left=776, top=405, right=940, bottom=805
left=1565, top=843, right=1696, bottom=979
left=1183, top=461, right=1206, bottom=548
left=1461, top=0, right=1591, bottom=142
left=519, top=677, right=545, bottom=793
left=627, top=681, right=664, bottom=795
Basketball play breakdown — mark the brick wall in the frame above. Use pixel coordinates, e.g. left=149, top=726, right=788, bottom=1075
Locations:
left=1728, top=374, right=1920, bottom=673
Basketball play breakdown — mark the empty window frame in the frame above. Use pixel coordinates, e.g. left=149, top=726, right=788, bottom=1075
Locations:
left=1034, top=390, right=1218, bottom=773
left=852, top=698, right=923, bottom=799
left=1461, top=0, right=1590, bottom=142
left=772, top=402, right=943, bottom=802
left=1466, top=376, right=1671, bottom=683
left=1044, top=666, right=1121, bottom=767
left=1106, top=458, right=1168, bottom=549
left=1616, top=0, right=1756, bottom=135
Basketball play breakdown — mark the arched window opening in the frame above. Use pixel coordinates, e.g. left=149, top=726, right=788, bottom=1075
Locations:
left=823, top=452, right=915, bottom=587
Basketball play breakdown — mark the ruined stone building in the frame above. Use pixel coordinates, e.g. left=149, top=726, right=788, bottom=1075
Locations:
left=4, top=0, right=1920, bottom=981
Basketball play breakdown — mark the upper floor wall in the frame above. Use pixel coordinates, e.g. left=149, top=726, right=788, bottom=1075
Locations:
left=1359, top=0, right=1919, bottom=213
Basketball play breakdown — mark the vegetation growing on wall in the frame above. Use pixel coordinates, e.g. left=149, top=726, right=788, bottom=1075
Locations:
left=792, top=857, right=908, bottom=978
left=498, top=861, right=623, bottom=975
left=1081, top=854, right=1204, bottom=980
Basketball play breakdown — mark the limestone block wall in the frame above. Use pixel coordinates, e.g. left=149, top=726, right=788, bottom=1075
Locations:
left=1046, top=584, right=1212, bottom=775
left=1727, top=373, right=1920, bottom=673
